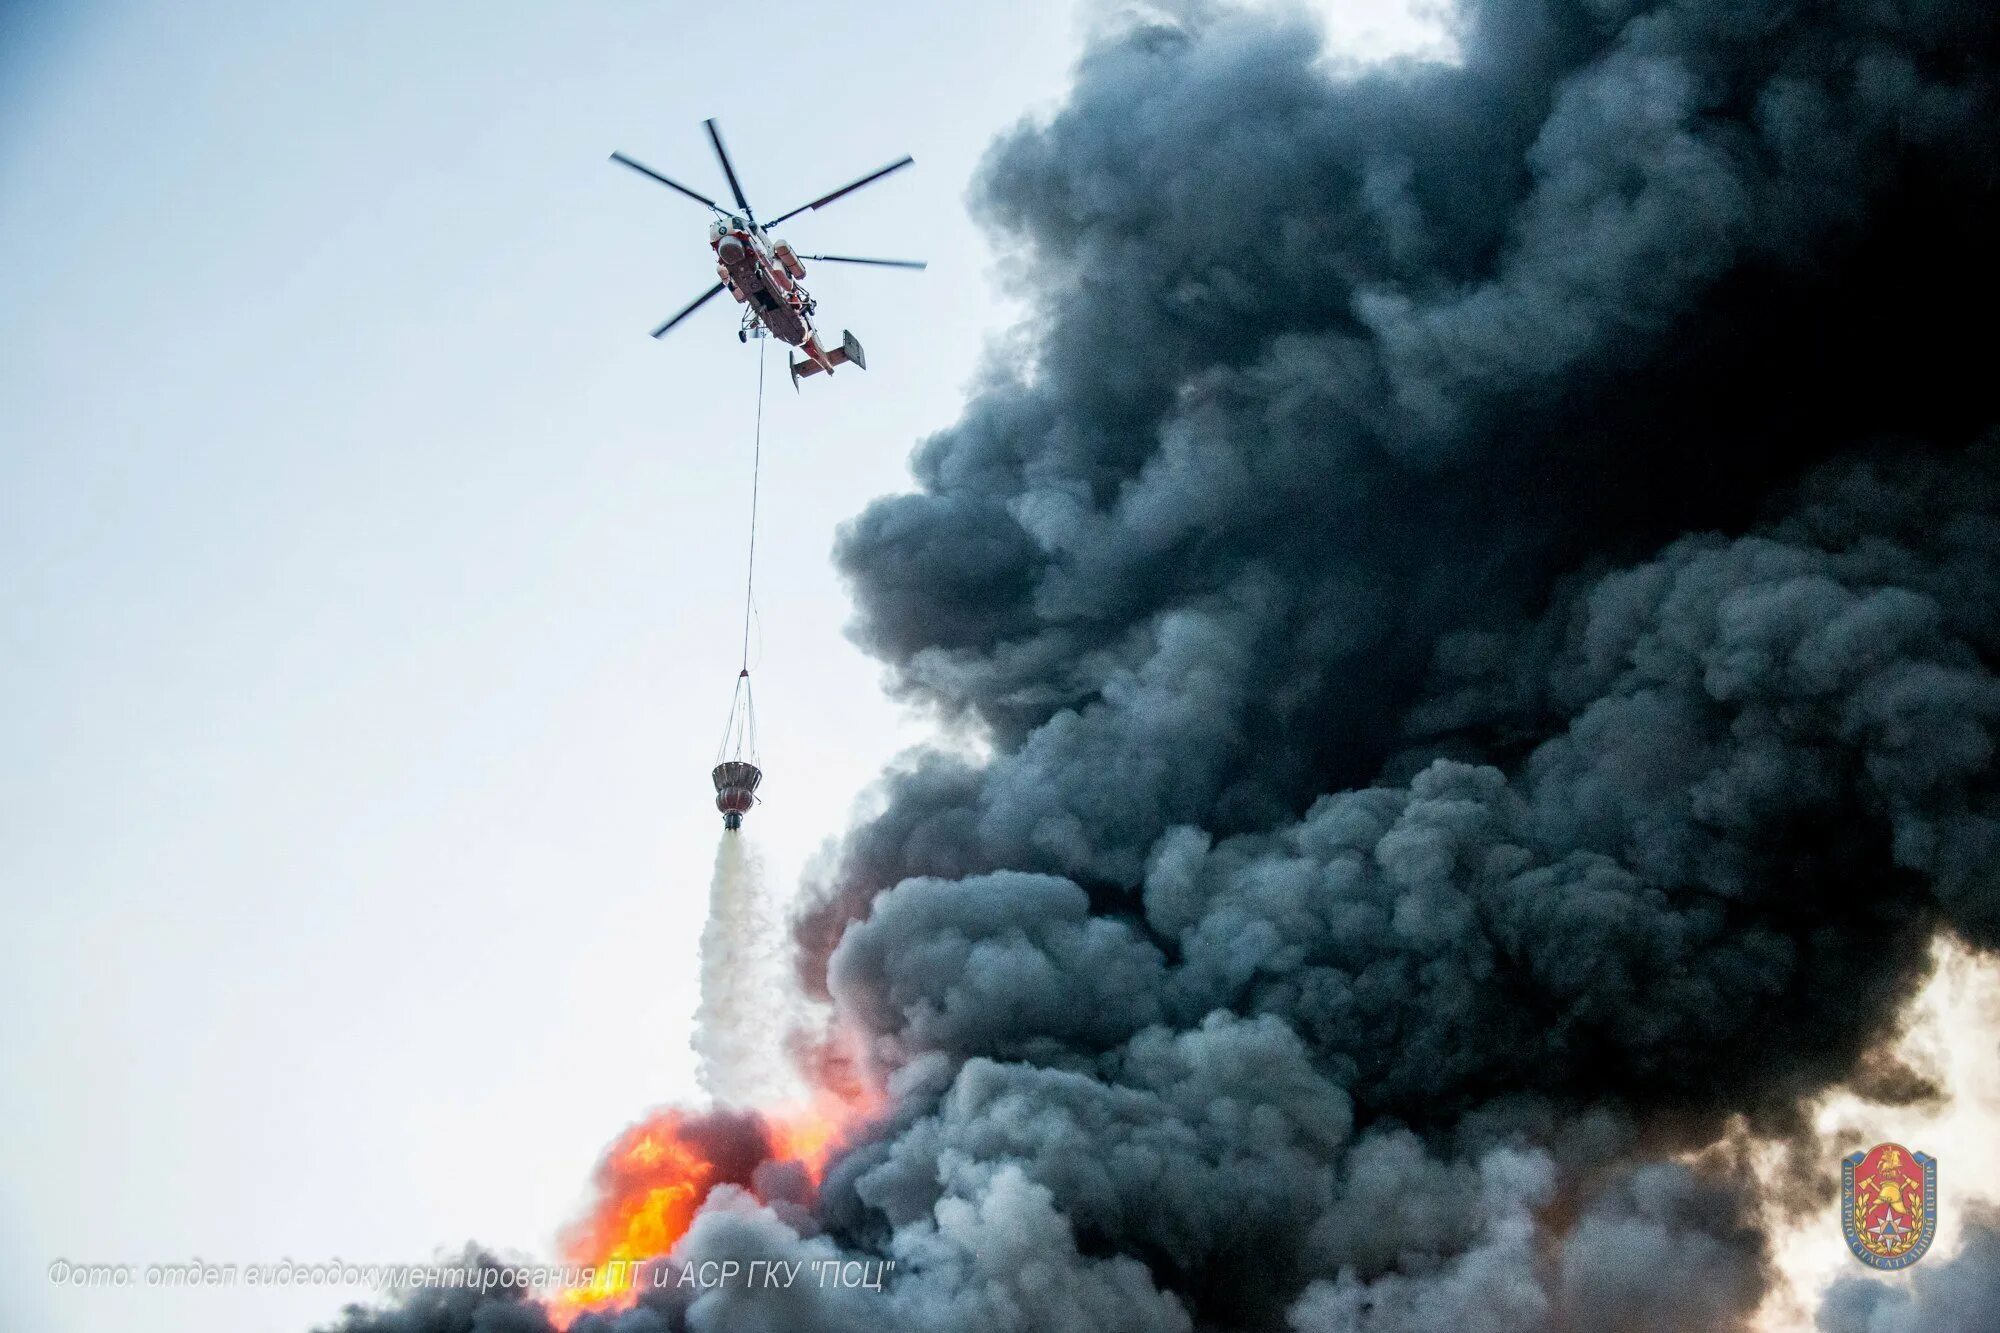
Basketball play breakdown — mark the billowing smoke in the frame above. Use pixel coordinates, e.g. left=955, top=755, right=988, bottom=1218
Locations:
left=325, top=0, right=2000, bottom=1330
left=695, top=835, right=800, bottom=1109
left=1820, top=1208, right=2000, bottom=1331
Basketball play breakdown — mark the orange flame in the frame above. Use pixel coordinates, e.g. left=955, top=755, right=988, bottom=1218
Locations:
left=545, top=1088, right=879, bottom=1327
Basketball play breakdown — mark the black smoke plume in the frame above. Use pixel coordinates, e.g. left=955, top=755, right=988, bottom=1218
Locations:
left=328, top=1, right=2000, bottom=1329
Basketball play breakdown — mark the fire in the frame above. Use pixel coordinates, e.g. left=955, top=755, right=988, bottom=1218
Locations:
left=545, top=1090, right=878, bottom=1328
left=547, top=1112, right=717, bottom=1322
left=768, top=1090, right=875, bottom=1182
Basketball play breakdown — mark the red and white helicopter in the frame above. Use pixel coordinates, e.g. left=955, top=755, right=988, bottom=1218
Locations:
left=610, top=119, right=924, bottom=387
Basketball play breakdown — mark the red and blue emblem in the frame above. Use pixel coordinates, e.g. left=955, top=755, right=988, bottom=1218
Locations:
left=1843, top=1143, right=1937, bottom=1270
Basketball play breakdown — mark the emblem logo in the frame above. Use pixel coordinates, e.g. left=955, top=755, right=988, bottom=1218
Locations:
left=1843, top=1143, right=1937, bottom=1270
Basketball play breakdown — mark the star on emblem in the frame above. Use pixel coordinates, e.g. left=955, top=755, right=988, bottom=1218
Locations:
left=1868, top=1212, right=1910, bottom=1245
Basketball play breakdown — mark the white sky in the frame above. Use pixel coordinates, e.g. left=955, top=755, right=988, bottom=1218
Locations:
left=0, top=3, right=1450, bottom=1331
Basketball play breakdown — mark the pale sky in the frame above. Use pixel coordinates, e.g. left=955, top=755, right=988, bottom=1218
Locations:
left=0, top=4, right=1448, bottom=1331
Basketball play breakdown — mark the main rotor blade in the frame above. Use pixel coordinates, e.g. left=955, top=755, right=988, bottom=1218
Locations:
left=798, top=253, right=928, bottom=270
left=767, top=156, right=915, bottom=227
left=651, top=282, right=727, bottom=339
left=609, top=152, right=723, bottom=212
left=703, top=118, right=754, bottom=218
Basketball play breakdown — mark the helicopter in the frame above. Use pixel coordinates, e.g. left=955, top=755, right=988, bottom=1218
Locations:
left=610, top=119, right=925, bottom=387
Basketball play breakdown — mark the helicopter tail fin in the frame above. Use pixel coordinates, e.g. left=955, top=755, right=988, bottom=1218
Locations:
left=788, top=331, right=867, bottom=388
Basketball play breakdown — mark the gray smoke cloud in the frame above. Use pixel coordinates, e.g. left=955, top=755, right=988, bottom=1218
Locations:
left=325, top=1, right=2000, bottom=1330
left=1818, top=1212, right=2000, bottom=1332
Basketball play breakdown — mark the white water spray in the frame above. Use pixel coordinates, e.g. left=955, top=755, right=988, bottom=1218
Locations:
left=692, top=832, right=802, bottom=1109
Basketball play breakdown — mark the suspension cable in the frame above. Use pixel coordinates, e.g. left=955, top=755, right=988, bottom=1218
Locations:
left=740, top=338, right=765, bottom=674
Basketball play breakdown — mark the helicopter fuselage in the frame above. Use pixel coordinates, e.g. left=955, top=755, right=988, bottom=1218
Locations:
left=711, top=220, right=839, bottom=370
